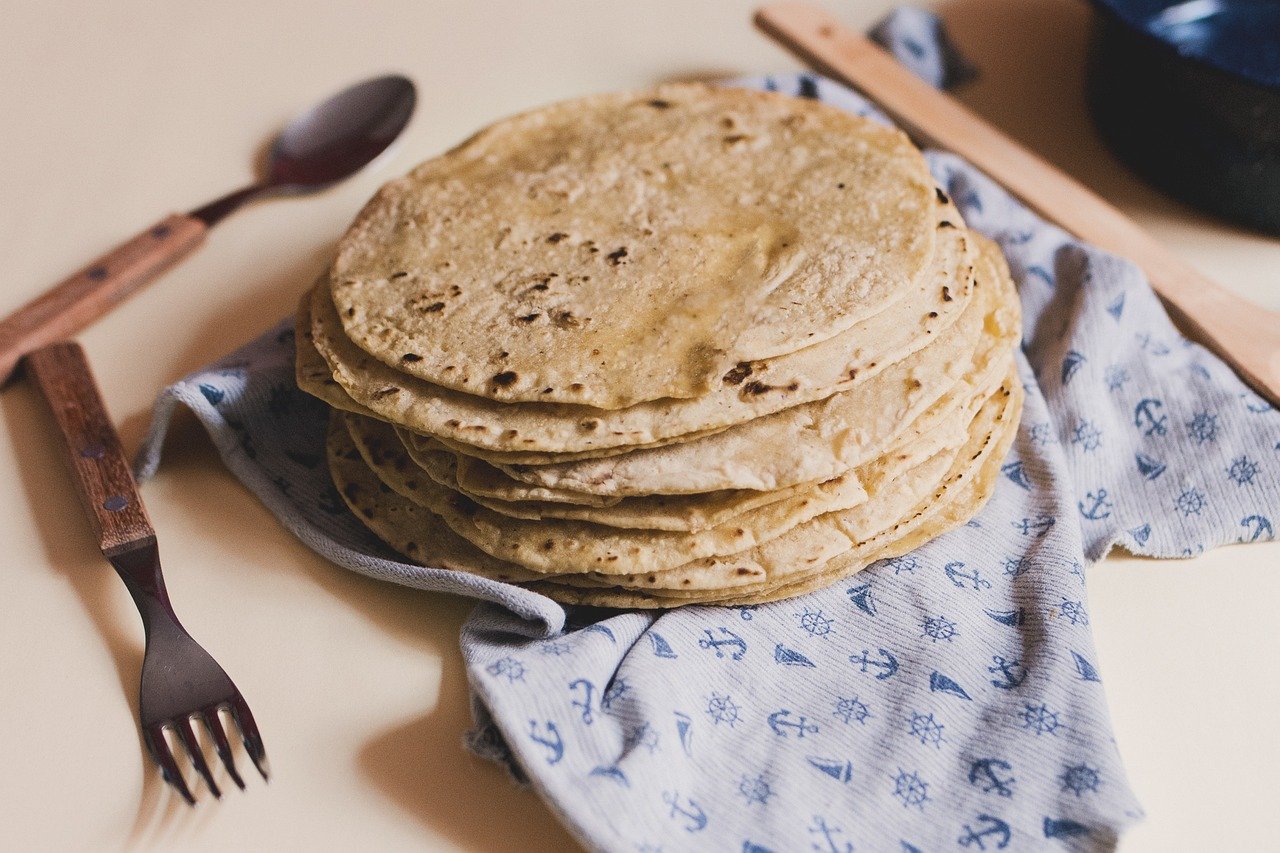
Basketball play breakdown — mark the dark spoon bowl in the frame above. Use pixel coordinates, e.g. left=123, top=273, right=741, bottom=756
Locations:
left=1086, top=0, right=1280, bottom=234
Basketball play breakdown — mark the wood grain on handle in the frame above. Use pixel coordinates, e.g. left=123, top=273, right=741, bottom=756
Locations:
left=0, top=213, right=207, bottom=386
left=25, top=342, right=154, bottom=557
left=756, top=2, right=1280, bottom=407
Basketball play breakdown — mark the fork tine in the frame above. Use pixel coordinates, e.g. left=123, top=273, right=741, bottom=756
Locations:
left=201, top=706, right=245, bottom=791
left=175, top=716, right=221, bottom=799
left=229, top=695, right=270, bottom=781
left=143, top=723, right=195, bottom=806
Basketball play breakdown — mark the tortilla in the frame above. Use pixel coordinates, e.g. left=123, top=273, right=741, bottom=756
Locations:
left=308, top=218, right=974, bottom=457
left=330, top=82, right=940, bottom=409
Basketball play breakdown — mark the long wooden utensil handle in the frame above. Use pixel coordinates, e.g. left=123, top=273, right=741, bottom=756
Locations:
left=756, top=2, right=1280, bottom=407
left=25, top=341, right=155, bottom=557
left=0, top=213, right=207, bottom=386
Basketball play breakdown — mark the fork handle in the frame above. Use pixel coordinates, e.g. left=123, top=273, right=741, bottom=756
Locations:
left=0, top=213, right=207, bottom=387
left=25, top=341, right=155, bottom=557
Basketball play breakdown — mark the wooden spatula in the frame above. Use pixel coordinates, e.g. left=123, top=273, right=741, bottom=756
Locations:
left=756, top=2, right=1280, bottom=408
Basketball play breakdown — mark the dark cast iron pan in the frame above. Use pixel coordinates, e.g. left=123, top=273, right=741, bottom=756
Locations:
left=1086, top=0, right=1280, bottom=234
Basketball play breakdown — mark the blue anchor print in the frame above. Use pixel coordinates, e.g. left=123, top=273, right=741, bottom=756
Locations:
left=1133, top=398, right=1168, bottom=436
left=929, top=671, right=972, bottom=700
left=1060, top=350, right=1086, bottom=385
left=1011, top=515, right=1055, bottom=536
left=1071, top=651, right=1102, bottom=682
left=736, top=605, right=758, bottom=620
left=1078, top=488, right=1113, bottom=520
left=808, top=815, right=854, bottom=853
left=674, top=711, right=693, bottom=756
left=1135, top=452, right=1166, bottom=480
left=589, top=765, right=629, bottom=786
left=569, top=678, right=596, bottom=724
left=662, top=791, right=708, bottom=832
left=1188, top=361, right=1211, bottom=381
left=698, top=627, right=748, bottom=660
left=846, top=583, right=877, bottom=615
left=1241, top=514, right=1274, bottom=542
left=850, top=648, right=900, bottom=679
left=944, top=561, right=991, bottom=591
left=1000, top=460, right=1032, bottom=490
left=958, top=814, right=1012, bottom=850
left=648, top=632, right=678, bottom=658
left=1129, top=523, right=1152, bottom=546
left=988, top=655, right=1027, bottom=689
left=775, top=643, right=817, bottom=667
left=767, top=709, right=819, bottom=738
left=1106, top=292, right=1125, bottom=320
left=1042, top=817, right=1091, bottom=839
left=901, top=843, right=924, bottom=853
left=527, top=720, right=564, bottom=765
left=969, top=759, right=1015, bottom=797
left=807, top=756, right=853, bottom=783
left=984, top=608, right=1026, bottom=627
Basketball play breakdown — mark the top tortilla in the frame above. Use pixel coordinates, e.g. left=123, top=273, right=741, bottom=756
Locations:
left=328, top=81, right=939, bottom=409
left=308, top=216, right=973, bottom=457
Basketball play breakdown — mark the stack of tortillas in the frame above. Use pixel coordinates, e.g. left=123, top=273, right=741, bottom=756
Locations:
left=296, top=82, right=1023, bottom=608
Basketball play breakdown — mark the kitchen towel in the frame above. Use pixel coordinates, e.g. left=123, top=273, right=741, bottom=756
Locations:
left=137, top=11, right=1280, bottom=851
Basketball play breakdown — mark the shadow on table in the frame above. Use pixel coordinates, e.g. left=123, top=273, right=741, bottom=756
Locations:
left=0, top=369, right=195, bottom=837
left=356, top=606, right=583, bottom=853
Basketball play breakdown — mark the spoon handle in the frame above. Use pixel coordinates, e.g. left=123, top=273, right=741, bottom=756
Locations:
left=0, top=213, right=207, bottom=385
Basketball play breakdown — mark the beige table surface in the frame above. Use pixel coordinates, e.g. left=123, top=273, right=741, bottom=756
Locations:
left=2, top=1, right=1277, bottom=850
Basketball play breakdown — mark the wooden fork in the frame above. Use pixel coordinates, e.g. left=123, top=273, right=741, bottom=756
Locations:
left=24, top=341, right=268, bottom=804
left=756, top=2, right=1280, bottom=408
